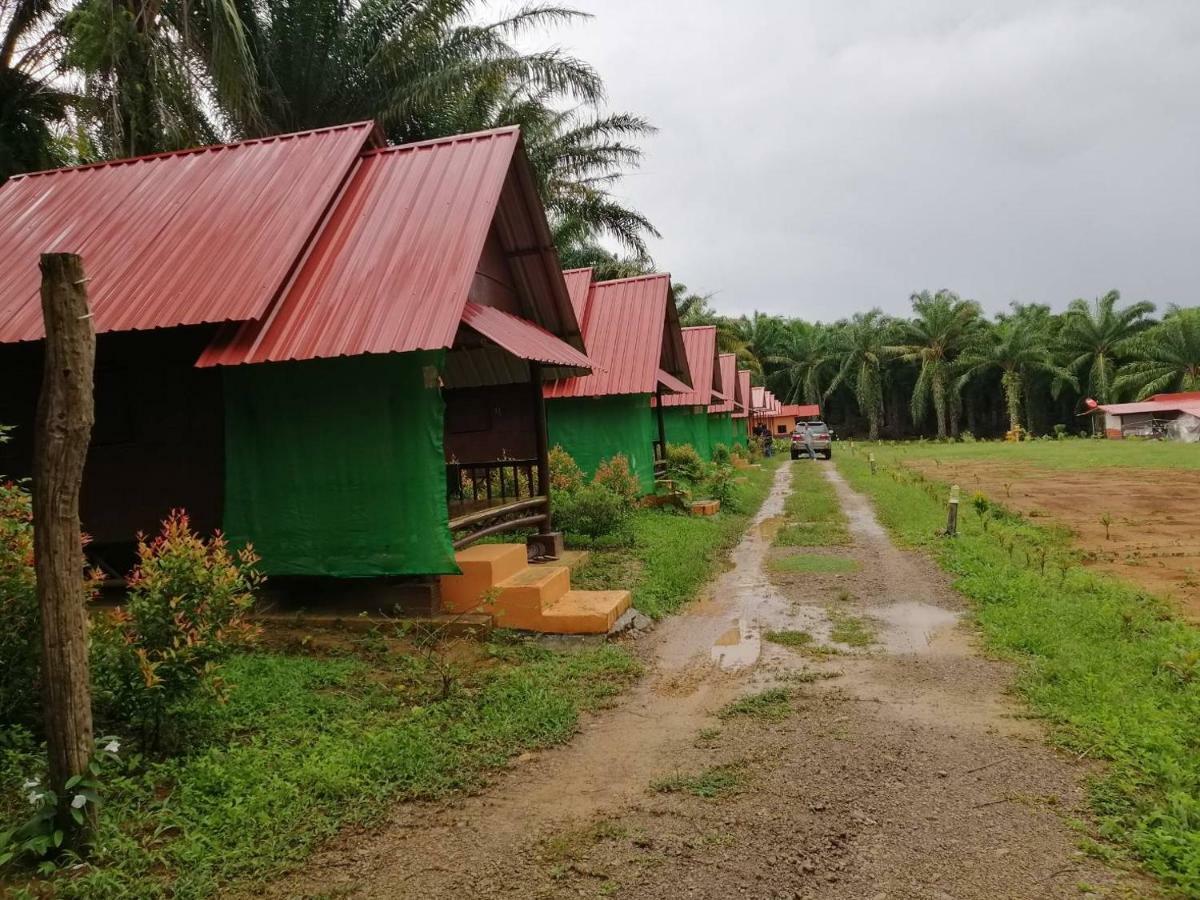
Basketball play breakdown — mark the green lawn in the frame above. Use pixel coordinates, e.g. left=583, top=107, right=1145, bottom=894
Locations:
left=859, top=436, right=1200, bottom=471
left=837, top=447, right=1200, bottom=894
left=573, top=456, right=783, bottom=618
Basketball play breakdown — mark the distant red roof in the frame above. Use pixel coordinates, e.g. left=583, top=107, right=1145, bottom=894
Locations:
left=202, top=127, right=579, bottom=365
left=732, top=370, right=752, bottom=419
left=1149, top=391, right=1200, bottom=403
left=663, top=325, right=721, bottom=407
left=751, top=386, right=781, bottom=414
left=1095, top=399, right=1200, bottom=416
left=709, top=353, right=738, bottom=414
left=545, top=273, right=691, bottom=399
left=780, top=403, right=820, bottom=418
left=0, top=122, right=379, bottom=343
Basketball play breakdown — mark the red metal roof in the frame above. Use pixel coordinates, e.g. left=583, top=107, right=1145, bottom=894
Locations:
left=1096, top=399, right=1200, bottom=416
left=1149, top=391, right=1200, bottom=403
left=0, top=122, right=377, bottom=343
left=545, top=273, right=690, bottom=399
left=562, top=268, right=593, bottom=323
left=663, top=326, right=721, bottom=407
left=780, top=403, right=820, bottom=418
left=732, top=370, right=752, bottom=419
left=751, top=386, right=783, bottom=414
left=709, top=353, right=738, bottom=414
left=201, top=127, right=557, bottom=366
left=460, top=302, right=593, bottom=370
left=658, top=369, right=691, bottom=394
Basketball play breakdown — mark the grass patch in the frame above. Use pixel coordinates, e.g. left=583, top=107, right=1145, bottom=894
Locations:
left=838, top=446, right=1200, bottom=894
left=652, top=763, right=747, bottom=799
left=717, top=687, right=793, bottom=722
left=829, top=613, right=875, bottom=647
left=573, top=457, right=782, bottom=618
left=1, top=643, right=640, bottom=899
left=774, top=460, right=850, bottom=547
left=869, top=438, right=1200, bottom=471
left=764, top=629, right=814, bottom=648
left=770, top=552, right=858, bottom=574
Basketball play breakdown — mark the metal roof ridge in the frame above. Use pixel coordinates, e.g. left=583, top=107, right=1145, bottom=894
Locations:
left=592, top=272, right=671, bottom=287
left=9, top=121, right=378, bottom=181
left=361, top=125, right=521, bottom=158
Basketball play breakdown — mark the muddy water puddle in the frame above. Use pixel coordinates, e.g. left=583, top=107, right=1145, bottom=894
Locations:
left=869, top=600, right=961, bottom=655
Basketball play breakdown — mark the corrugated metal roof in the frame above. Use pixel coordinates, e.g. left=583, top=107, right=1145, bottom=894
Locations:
left=751, top=386, right=782, bottom=414
left=732, top=370, right=752, bottom=419
left=663, top=325, right=720, bottom=407
left=1097, top=399, right=1200, bottom=416
left=545, top=273, right=690, bottom=399
left=563, top=268, right=593, bottom=322
left=1149, top=391, right=1200, bottom=403
left=658, top=369, right=691, bottom=394
left=461, top=302, right=594, bottom=369
left=780, top=403, right=820, bottom=418
left=200, top=127, right=544, bottom=365
left=0, top=122, right=377, bottom=343
left=709, top=353, right=738, bottom=414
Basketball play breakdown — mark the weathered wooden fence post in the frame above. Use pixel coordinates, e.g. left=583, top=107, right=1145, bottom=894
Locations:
left=945, top=483, right=960, bottom=537
left=868, top=452, right=876, bottom=475
left=33, top=252, right=97, bottom=850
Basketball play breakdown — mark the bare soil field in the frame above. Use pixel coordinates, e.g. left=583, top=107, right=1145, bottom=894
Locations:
left=904, top=459, right=1200, bottom=619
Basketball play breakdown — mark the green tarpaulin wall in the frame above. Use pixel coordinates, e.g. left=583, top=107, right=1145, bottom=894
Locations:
left=223, top=351, right=457, bottom=577
left=547, top=394, right=656, bottom=492
left=661, top=406, right=712, bottom=460
left=707, top=413, right=735, bottom=454
left=731, top=418, right=749, bottom=446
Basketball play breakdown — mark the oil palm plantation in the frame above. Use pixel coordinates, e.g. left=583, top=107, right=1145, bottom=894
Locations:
left=1059, top=290, right=1156, bottom=404
left=767, top=320, right=836, bottom=405
left=891, top=290, right=982, bottom=439
left=2, top=0, right=74, bottom=179
left=955, top=319, right=1075, bottom=433
left=1114, top=307, right=1200, bottom=398
left=827, top=310, right=894, bottom=440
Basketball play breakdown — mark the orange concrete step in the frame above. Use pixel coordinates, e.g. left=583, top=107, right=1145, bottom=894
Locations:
left=440, top=544, right=528, bottom=613
left=540, top=590, right=632, bottom=634
left=489, top=565, right=571, bottom=631
left=690, top=499, right=720, bottom=516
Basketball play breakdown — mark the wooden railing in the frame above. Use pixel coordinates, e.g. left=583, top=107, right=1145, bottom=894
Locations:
left=652, top=440, right=667, bottom=479
left=446, top=458, right=548, bottom=550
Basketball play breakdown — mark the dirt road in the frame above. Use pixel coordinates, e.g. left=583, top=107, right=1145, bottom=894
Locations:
left=273, top=461, right=1156, bottom=899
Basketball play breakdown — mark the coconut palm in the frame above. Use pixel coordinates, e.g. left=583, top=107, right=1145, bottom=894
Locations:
left=891, top=290, right=983, bottom=438
left=766, top=320, right=836, bottom=405
left=1, top=0, right=74, bottom=179
left=955, top=319, right=1076, bottom=433
left=1059, top=290, right=1156, bottom=404
left=1114, top=307, right=1200, bottom=398
left=827, top=310, right=894, bottom=440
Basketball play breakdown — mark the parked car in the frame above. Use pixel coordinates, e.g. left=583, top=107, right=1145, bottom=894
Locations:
left=791, top=421, right=833, bottom=460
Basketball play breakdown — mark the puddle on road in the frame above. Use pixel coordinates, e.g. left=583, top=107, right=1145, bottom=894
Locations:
left=868, top=600, right=961, bottom=655
left=711, top=619, right=762, bottom=670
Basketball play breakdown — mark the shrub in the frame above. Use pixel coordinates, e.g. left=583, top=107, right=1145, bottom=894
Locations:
left=746, top=438, right=763, bottom=462
left=701, top=464, right=739, bottom=511
left=548, top=445, right=584, bottom=494
left=664, top=443, right=704, bottom=486
left=959, top=430, right=976, bottom=443
left=554, top=484, right=631, bottom=540
left=593, top=454, right=640, bottom=508
left=91, top=511, right=262, bottom=752
left=1054, top=423, right=1068, bottom=440
left=711, top=443, right=731, bottom=466
left=0, top=480, right=38, bottom=727
left=730, top=442, right=749, bottom=461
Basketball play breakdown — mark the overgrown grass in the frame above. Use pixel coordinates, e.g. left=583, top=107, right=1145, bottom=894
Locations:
left=770, top=552, right=858, bottom=574
left=774, top=460, right=850, bottom=547
left=573, top=457, right=782, bottom=618
left=838, top=448, right=1200, bottom=894
left=1, top=644, right=640, bottom=899
left=764, top=629, right=814, bottom=648
left=866, top=438, right=1200, bottom=471
left=717, top=688, right=793, bottom=722
left=651, top=763, right=747, bottom=799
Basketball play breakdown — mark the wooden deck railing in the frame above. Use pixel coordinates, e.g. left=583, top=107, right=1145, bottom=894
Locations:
left=446, top=458, right=548, bottom=550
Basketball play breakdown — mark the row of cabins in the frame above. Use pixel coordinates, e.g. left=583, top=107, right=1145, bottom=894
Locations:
left=0, top=121, right=784, bottom=633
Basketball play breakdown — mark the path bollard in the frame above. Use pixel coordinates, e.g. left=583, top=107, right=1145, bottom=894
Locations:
left=946, top=483, right=960, bottom=536
left=868, top=452, right=876, bottom=475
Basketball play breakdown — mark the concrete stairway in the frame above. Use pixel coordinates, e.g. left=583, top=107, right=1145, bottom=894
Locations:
left=439, top=544, right=631, bottom=634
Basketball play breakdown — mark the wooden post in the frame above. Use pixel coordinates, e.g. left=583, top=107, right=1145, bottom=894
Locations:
left=945, top=483, right=960, bottom=537
left=529, top=362, right=552, bottom=533
left=33, top=253, right=97, bottom=849
left=655, top=385, right=667, bottom=459
left=868, top=452, right=876, bottom=475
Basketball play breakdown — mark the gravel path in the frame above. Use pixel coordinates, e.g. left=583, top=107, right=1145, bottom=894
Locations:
left=265, top=461, right=1158, bottom=900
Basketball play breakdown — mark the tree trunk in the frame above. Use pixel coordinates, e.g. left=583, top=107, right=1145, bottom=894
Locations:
left=1001, top=371, right=1022, bottom=433
left=33, top=253, right=97, bottom=850
left=932, top=371, right=947, bottom=439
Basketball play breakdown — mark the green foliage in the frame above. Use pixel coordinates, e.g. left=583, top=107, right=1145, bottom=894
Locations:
left=90, top=512, right=262, bottom=752
left=839, top=448, right=1200, bottom=892
left=763, top=629, right=814, bottom=647
left=548, top=444, right=585, bottom=494
left=592, top=454, right=640, bottom=508
left=554, top=483, right=632, bottom=541
left=664, top=443, right=704, bottom=485
left=0, top=479, right=38, bottom=726
left=774, top=461, right=850, bottom=547
left=718, top=688, right=793, bottom=722
left=700, top=463, right=739, bottom=510
left=710, top=443, right=731, bottom=466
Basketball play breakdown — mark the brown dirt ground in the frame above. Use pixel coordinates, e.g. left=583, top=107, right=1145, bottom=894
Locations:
left=904, top=460, right=1200, bottom=620
left=257, top=462, right=1160, bottom=900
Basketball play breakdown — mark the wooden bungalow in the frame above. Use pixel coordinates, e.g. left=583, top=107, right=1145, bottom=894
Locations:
left=543, top=271, right=692, bottom=492
left=706, top=353, right=744, bottom=451
left=731, top=369, right=752, bottom=446
left=656, top=325, right=727, bottom=459
left=0, top=123, right=629, bottom=631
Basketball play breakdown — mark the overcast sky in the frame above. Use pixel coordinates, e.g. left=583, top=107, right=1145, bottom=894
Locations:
left=509, top=0, right=1200, bottom=321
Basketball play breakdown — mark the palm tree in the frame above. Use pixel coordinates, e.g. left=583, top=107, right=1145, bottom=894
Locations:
left=955, top=320, right=1076, bottom=433
left=2, top=0, right=74, bottom=179
left=766, top=320, right=836, bottom=405
left=1114, top=308, right=1200, bottom=398
left=1059, top=290, right=1156, bottom=404
left=827, top=310, right=894, bottom=440
left=891, top=290, right=983, bottom=439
